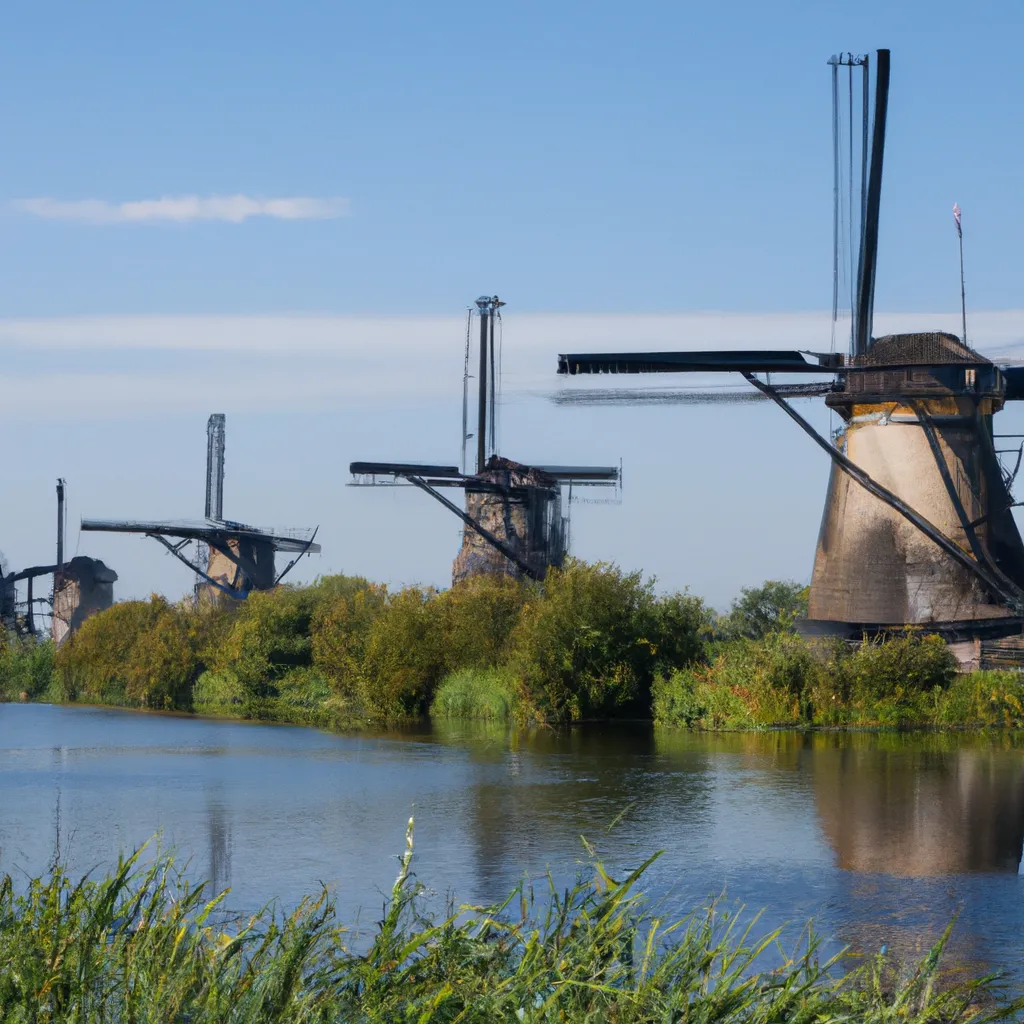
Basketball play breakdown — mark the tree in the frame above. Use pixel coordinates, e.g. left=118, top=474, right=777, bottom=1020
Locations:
left=718, top=580, right=808, bottom=640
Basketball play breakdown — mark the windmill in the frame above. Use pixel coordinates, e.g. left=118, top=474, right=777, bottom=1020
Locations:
left=350, top=296, right=620, bottom=583
left=1, top=479, right=117, bottom=642
left=556, top=50, right=1024, bottom=666
left=82, top=413, right=320, bottom=602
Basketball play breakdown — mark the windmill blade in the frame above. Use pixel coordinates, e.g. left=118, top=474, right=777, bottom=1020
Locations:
left=552, top=382, right=837, bottom=406
left=557, top=349, right=842, bottom=375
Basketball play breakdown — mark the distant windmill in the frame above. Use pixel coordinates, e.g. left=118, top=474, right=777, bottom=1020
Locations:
left=82, top=414, right=320, bottom=601
left=350, top=296, right=620, bottom=583
left=1, top=479, right=117, bottom=642
left=557, top=50, right=1024, bottom=667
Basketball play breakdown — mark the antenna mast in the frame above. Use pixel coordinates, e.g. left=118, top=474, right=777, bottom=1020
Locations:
left=206, top=414, right=226, bottom=521
left=954, top=203, right=967, bottom=346
left=56, top=478, right=66, bottom=568
left=461, top=309, right=472, bottom=473
left=473, top=296, right=505, bottom=473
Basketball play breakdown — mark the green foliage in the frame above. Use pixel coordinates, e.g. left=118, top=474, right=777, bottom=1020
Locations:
left=656, top=631, right=966, bottom=730
left=192, top=668, right=246, bottom=714
left=0, top=634, right=56, bottom=700
left=55, top=596, right=204, bottom=709
left=508, top=559, right=709, bottom=722
left=206, top=586, right=318, bottom=697
left=358, top=586, right=446, bottom=718
left=936, top=670, right=1024, bottom=728
left=435, top=574, right=531, bottom=672
left=716, top=579, right=808, bottom=640
left=310, top=578, right=387, bottom=700
left=48, top=567, right=1003, bottom=734
left=430, top=667, right=520, bottom=721
left=0, top=831, right=1016, bottom=1022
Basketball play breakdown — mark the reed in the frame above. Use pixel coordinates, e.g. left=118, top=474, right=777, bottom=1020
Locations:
left=0, top=822, right=1018, bottom=1022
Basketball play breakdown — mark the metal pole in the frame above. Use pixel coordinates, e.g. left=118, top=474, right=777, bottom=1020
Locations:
left=461, top=310, right=471, bottom=474
left=488, top=304, right=497, bottom=455
left=830, top=57, right=839, bottom=336
left=854, top=48, right=889, bottom=356
left=959, top=222, right=968, bottom=346
left=848, top=61, right=855, bottom=353
left=860, top=56, right=869, bottom=247
left=476, top=299, right=489, bottom=474
left=56, top=478, right=65, bottom=568
left=26, top=576, right=34, bottom=636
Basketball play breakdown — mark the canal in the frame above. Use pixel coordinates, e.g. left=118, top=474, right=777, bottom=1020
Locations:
left=3, top=704, right=1024, bottom=980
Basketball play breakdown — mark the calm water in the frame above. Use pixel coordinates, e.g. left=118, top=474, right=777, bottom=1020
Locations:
left=3, top=704, right=1024, bottom=980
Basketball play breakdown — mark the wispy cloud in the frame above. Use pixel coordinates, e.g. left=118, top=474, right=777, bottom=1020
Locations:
left=2, top=309, right=1024, bottom=421
left=11, top=194, right=349, bottom=225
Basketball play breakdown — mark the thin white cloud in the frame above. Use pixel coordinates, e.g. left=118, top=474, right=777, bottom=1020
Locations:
left=11, top=195, right=349, bottom=225
left=2, top=309, right=1024, bottom=357
left=3, top=309, right=1024, bottom=421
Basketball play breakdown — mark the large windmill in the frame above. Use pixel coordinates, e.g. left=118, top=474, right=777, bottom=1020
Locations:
left=557, top=50, right=1024, bottom=665
left=82, top=414, right=320, bottom=601
left=351, top=296, right=620, bottom=583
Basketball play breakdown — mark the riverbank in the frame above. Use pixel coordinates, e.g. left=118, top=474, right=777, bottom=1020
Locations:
left=4, top=562, right=1024, bottom=732
left=3, top=823, right=1018, bottom=1022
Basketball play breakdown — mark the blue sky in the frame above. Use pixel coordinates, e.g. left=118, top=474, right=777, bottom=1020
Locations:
left=3, top=0, right=1024, bottom=610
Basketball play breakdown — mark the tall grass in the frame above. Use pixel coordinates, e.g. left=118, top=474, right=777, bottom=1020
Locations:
left=0, top=636, right=56, bottom=701
left=430, top=667, right=520, bottom=721
left=0, top=822, right=1019, bottom=1022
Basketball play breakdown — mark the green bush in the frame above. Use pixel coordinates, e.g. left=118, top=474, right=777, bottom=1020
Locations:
left=311, top=579, right=387, bottom=700
left=192, top=668, right=245, bottom=715
left=508, top=560, right=709, bottom=722
left=430, top=667, right=520, bottom=721
left=55, top=597, right=202, bottom=709
left=0, top=634, right=56, bottom=700
left=656, top=631, right=966, bottom=731
left=357, top=586, right=446, bottom=719
left=205, top=587, right=317, bottom=698
left=936, top=670, right=1024, bottom=728
left=436, top=574, right=530, bottom=672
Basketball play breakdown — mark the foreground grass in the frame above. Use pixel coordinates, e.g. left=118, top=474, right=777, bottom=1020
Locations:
left=1, top=823, right=1020, bottom=1023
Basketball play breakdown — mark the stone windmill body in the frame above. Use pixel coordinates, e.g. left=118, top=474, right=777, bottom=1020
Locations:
left=557, top=50, right=1024, bottom=666
left=1, top=479, right=117, bottom=642
left=351, top=296, right=620, bottom=583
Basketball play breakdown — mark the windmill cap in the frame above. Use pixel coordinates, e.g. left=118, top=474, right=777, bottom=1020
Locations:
left=862, top=332, right=989, bottom=367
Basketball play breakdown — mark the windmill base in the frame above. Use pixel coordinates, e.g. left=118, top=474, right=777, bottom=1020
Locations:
left=797, top=616, right=1024, bottom=672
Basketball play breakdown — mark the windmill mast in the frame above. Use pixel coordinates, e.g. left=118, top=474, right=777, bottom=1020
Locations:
left=854, top=48, right=890, bottom=356
left=474, top=296, right=504, bottom=473
left=475, top=298, right=489, bottom=474
left=206, top=413, right=226, bottom=521
left=56, top=478, right=65, bottom=568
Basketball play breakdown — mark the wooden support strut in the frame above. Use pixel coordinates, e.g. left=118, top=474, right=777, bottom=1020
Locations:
left=146, top=534, right=245, bottom=600
left=742, top=373, right=1024, bottom=612
left=273, top=527, right=319, bottom=587
left=910, top=400, right=1024, bottom=604
left=406, top=475, right=542, bottom=581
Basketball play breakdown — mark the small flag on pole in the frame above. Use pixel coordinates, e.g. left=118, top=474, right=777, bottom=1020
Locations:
left=954, top=202, right=967, bottom=345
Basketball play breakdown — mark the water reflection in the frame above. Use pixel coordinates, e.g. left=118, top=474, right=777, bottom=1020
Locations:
left=205, top=788, right=232, bottom=895
left=429, top=723, right=715, bottom=899
left=4, top=707, right=1024, bottom=987
left=810, top=734, right=1024, bottom=875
